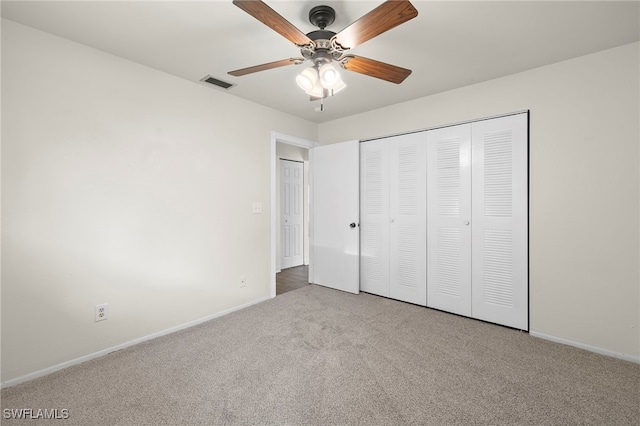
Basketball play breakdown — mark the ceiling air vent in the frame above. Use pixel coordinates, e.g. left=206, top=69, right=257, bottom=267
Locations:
left=200, top=75, right=235, bottom=90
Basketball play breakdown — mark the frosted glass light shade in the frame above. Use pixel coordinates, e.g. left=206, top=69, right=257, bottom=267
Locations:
left=306, top=78, right=325, bottom=98
left=329, top=79, right=347, bottom=95
left=319, top=63, right=341, bottom=88
left=296, top=67, right=318, bottom=92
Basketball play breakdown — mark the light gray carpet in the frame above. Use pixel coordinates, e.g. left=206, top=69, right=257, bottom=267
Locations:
left=2, top=285, right=639, bottom=425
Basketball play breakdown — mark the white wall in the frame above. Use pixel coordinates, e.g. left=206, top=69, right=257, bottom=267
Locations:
left=320, top=42, right=640, bottom=360
left=1, top=19, right=317, bottom=383
left=275, top=143, right=309, bottom=271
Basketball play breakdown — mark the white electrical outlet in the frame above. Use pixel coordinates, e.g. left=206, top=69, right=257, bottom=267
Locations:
left=240, top=276, right=246, bottom=288
left=95, top=303, right=109, bottom=322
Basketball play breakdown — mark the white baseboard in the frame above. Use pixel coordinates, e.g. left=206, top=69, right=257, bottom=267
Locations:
left=529, top=330, right=640, bottom=364
left=1, top=295, right=272, bottom=389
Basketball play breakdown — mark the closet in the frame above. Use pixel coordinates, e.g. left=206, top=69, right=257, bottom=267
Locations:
left=427, top=113, right=528, bottom=330
left=359, top=112, right=528, bottom=330
left=360, top=132, right=427, bottom=306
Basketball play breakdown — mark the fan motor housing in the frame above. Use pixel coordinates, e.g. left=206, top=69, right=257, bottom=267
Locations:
left=306, top=30, right=336, bottom=41
left=309, top=5, right=335, bottom=29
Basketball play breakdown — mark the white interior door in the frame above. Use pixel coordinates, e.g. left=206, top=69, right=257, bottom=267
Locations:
left=280, top=159, right=304, bottom=269
left=389, top=133, right=427, bottom=306
left=359, top=139, right=390, bottom=297
left=309, top=140, right=360, bottom=294
left=471, top=113, right=528, bottom=330
left=426, top=123, right=472, bottom=316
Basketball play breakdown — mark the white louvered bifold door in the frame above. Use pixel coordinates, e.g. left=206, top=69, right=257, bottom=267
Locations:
left=426, top=124, right=472, bottom=316
left=471, top=114, right=528, bottom=330
left=389, top=133, right=427, bottom=306
left=359, top=140, right=390, bottom=297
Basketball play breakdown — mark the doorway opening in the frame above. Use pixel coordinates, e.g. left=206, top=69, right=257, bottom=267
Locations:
left=269, top=132, right=317, bottom=297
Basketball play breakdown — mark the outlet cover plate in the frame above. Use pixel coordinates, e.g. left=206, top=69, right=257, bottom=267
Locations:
left=95, top=303, right=109, bottom=322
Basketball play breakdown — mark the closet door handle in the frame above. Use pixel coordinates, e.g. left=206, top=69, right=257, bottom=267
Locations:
left=349, top=222, right=357, bottom=229
left=464, top=220, right=470, bottom=226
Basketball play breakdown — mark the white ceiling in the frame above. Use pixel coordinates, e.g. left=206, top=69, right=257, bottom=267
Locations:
left=2, top=1, right=639, bottom=123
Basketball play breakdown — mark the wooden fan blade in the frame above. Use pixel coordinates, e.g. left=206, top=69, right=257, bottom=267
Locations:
left=341, top=56, right=412, bottom=84
left=233, top=0, right=312, bottom=46
left=228, top=58, right=304, bottom=77
left=333, top=0, right=418, bottom=50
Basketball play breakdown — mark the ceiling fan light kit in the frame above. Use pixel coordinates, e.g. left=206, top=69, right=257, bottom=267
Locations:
left=296, top=59, right=345, bottom=99
left=228, top=0, right=418, bottom=102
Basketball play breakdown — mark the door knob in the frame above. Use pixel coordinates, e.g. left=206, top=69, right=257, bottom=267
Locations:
left=349, top=222, right=357, bottom=228
left=464, top=220, right=470, bottom=226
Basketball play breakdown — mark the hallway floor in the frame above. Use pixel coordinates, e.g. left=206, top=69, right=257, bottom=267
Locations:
left=276, top=265, right=309, bottom=295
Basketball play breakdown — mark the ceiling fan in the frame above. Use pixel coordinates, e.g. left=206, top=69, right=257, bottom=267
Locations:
left=228, top=0, right=418, bottom=100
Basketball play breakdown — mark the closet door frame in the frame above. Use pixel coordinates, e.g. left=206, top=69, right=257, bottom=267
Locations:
left=358, top=111, right=529, bottom=330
